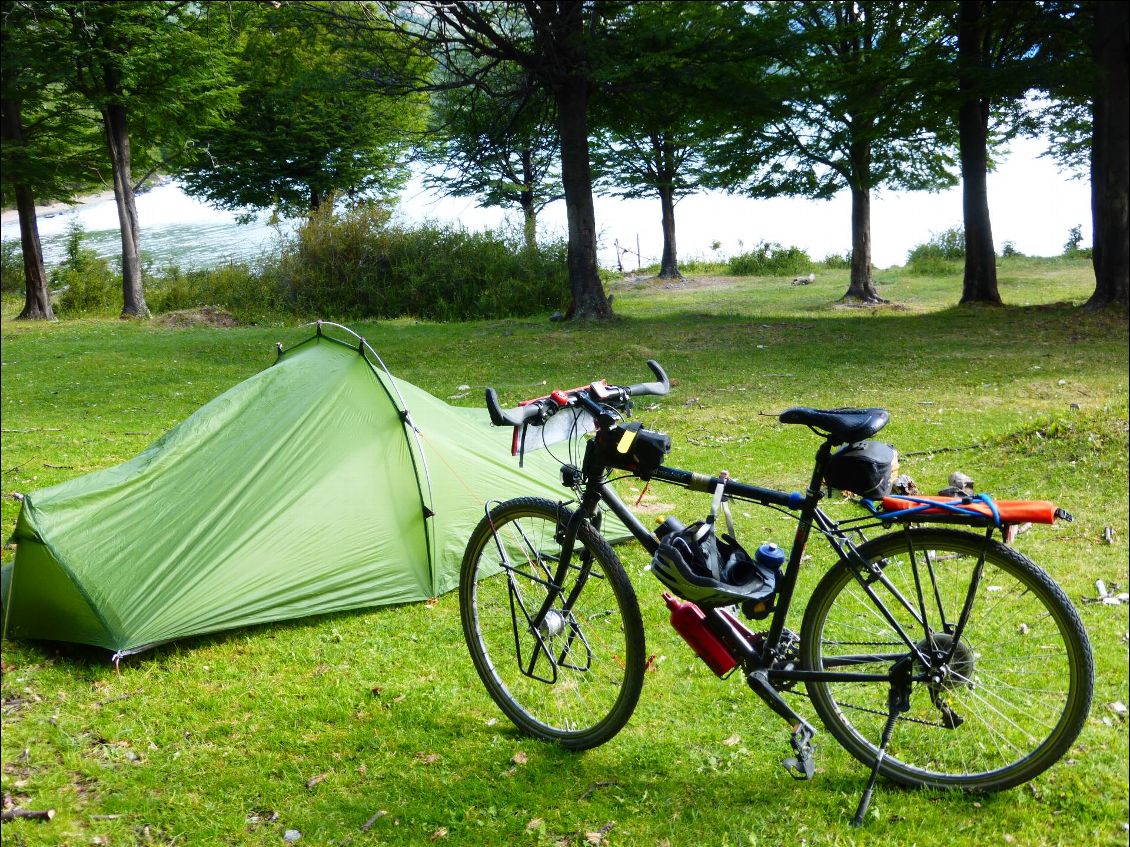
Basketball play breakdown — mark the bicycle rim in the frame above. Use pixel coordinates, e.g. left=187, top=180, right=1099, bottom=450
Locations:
left=802, top=528, right=1092, bottom=790
left=460, top=498, right=645, bottom=749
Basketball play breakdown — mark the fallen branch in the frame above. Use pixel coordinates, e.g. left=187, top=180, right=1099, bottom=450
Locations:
left=1, top=808, right=56, bottom=821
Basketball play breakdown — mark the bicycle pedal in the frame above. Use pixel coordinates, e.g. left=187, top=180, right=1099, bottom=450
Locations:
left=782, top=755, right=814, bottom=780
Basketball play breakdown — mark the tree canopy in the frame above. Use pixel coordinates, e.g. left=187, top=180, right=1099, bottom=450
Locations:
left=180, top=2, right=425, bottom=219
left=417, top=59, right=561, bottom=250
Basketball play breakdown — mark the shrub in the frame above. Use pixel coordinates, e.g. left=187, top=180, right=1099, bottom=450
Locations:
left=1, top=240, right=23, bottom=293
left=274, top=202, right=569, bottom=320
left=54, top=221, right=119, bottom=314
left=820, top=251, right=851, bottom=270
left=726, top=241, right=811, bottom=276
left=1000, top=241, right=1022, bottom=258
left=145, top=260, right=285, bottom=323
left=905, top=226, right=964, bottom=275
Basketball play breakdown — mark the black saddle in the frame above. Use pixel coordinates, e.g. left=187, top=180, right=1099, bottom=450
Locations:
left=779, top=407, right=889, bottom=444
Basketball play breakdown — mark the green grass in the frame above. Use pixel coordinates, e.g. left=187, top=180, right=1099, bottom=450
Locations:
left=2, top=261, right=1127, bottom=846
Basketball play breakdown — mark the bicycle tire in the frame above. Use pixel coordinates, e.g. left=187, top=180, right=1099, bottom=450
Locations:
left=459, top=497, right=646, bottom=750
left=801, top=527, right=1092, bottom=791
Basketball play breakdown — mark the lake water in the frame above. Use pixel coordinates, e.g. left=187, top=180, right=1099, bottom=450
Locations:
left=0, top=139, right=1094, bottom=272
left=0, top=182, right=287, bottom=272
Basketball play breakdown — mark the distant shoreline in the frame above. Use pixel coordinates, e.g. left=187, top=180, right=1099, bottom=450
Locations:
left=0, top=189, right=118, bottom=226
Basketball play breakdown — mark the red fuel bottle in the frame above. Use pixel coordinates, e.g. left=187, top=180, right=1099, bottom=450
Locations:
left=663, top=592, right=739, bottom=677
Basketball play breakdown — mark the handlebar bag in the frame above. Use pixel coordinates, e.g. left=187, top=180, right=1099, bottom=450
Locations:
left=823, top=440, right=898, bottom=500
left=600, top=424, right=671, bottom=481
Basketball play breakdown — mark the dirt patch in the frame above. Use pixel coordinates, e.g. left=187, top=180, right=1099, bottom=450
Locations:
left=154, top=306, right=239, bottom=328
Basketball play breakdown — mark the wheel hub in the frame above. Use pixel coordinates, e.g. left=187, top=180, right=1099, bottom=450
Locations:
left=537, top=609, right=567, bottom=638
left=915, top=632, right=976, bottom=691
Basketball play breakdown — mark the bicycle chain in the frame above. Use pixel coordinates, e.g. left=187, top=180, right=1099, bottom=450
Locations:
left=822, top=642, right=953, bottom=728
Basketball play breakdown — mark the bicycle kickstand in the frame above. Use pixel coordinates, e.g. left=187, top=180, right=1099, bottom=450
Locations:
left=746, top=669, right=818, bottom=780
left=851, top=656, right=913, bottom=827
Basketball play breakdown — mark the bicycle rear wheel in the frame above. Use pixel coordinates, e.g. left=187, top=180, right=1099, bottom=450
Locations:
left=459, top=497, right=645, bottom=750
left=801, top=528, right=1092, bottom=791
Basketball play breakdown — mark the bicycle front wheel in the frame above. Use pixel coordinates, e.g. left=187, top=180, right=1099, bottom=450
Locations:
left=459, top=497, right=645, bottom=750
left=802, top=528, right=1092, bottom=791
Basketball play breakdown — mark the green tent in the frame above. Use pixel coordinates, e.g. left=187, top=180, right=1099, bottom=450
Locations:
left=1, top=324, right=578, bottom=657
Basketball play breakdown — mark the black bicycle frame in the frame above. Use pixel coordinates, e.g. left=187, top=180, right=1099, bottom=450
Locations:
left=539, top=437, right=943, bottom=687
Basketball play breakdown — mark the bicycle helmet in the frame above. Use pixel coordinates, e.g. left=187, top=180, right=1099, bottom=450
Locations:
left=650, top=522, right=778, bottom=608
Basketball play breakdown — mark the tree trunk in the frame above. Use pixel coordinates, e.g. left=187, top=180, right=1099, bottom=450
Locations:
left=1086, top=0, right=1129, bottom=310
left=556, top=78, right=612, bottom=319
left=842, top=138, right=884, bottom=303
left=102, top=103, right=148, bottom=318
left=843, top=175, right=885, bottom=301
left=0, top=96, right=54, bottom=320
left=657, top=183, right=680, bottom=279
left=654, top=134, right=681, bottom=280
left=520, top=147, right=537, bottom=251
left=958, top=0, right=1001, bottom=305
left=13, top=185, right=54, bottom=320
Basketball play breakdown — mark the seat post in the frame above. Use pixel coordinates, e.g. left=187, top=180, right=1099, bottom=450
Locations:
left=806, top=440, right=834, bottom=499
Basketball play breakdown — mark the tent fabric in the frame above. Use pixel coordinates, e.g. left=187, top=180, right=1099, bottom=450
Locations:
left=1, top=328, right=597, bottom=655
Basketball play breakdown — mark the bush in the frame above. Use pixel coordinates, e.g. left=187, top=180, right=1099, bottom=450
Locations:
left=274, top=202, right=569, bottom=321
left=905, top=226, right=964, bottom=275
left=820, top=251, right=851, bottom=270
left=1000, top=241, right=1023, bottom=259
left=726, top=241, right=811, bottom=276
left=54, top=221, right=119, bottom=314
left=1, top=240, right=23, bottom=293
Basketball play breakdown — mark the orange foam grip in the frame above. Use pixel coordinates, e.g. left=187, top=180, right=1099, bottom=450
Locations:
left=881, top=496, right=1059, bottom=525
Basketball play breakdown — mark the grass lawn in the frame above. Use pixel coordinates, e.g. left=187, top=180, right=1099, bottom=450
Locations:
left=1, top=260, right=1127, bottom=847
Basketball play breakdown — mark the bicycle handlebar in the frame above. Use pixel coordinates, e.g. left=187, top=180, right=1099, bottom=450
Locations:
left=484, top=360, right=670, bottom=428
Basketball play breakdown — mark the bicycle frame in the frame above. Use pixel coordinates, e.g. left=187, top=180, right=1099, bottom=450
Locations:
left=540, top=436, right=986, bottom=691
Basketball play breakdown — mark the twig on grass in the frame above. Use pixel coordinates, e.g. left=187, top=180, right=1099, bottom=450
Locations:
left=578, top=781, right=618, bottom=801
left=1, top=808, right=56, bottom=821
left=361, top=810, right=387, bottom=831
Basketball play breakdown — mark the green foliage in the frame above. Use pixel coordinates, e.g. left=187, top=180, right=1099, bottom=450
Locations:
left=906, top=226, right=965, bottom=274
left=999, top=241, right=1023, bottom=258
left=706, top=3, right=957, bottom=201
left=180, top=2, right=425, bottom=218
left=726, top=242, right=811, bottom=276
left=0, top=3, right=106, bottom=208
left=0, top=240, right=23, bottom=293
left=420, top=57, right=560, bottom=246
left=146, top=262, right=281, bottom=321
left=820, top=251, right=852, bottom=269
left=52, top=222, right=118, bottom=314
left=275, top=203, right=568, bottom=321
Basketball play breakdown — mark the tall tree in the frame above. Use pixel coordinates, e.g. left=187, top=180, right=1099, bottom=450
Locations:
left=1, top=2, right=103, bottom=320
left=29, top=1, right=235, bottom=317
left=1036, top=1, right=1128, bottom=309
left=949, top=1, right=1051, bottom=305
left=419, top=64, right=560, bottom=250
left=590, top=2, right=763, bottom=281
left=708, top=2, right=956, bottom=303
left=381, top=1, right=624, bottom=319
left=181, top=2, right=424, bottom=220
